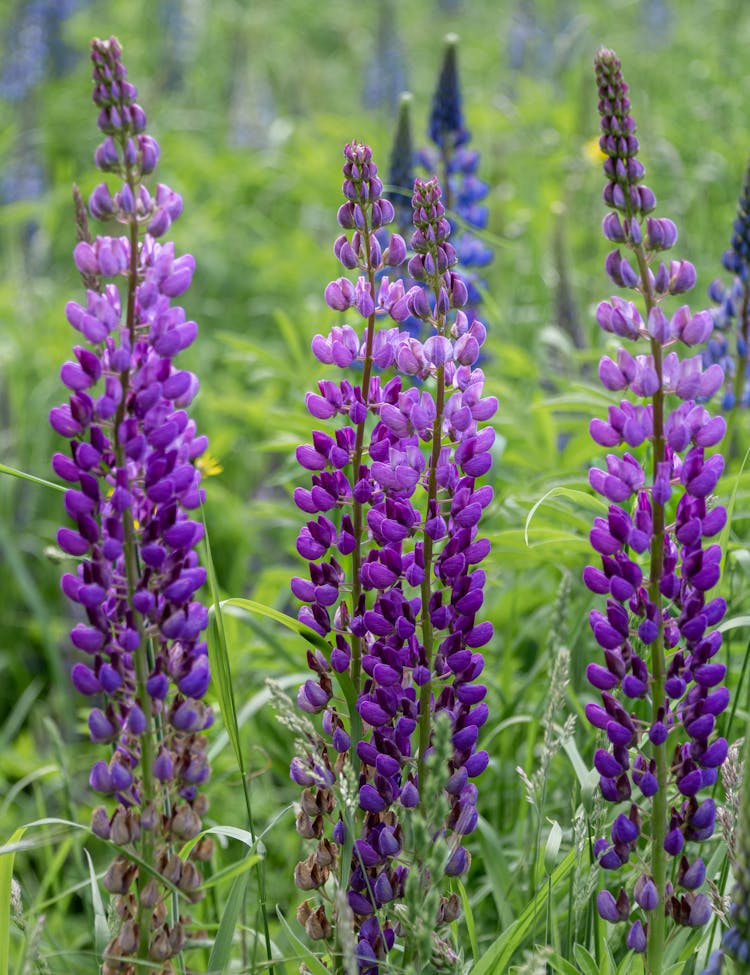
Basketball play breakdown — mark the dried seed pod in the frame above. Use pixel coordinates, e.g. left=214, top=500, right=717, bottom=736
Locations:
left=102, top=855, right=137, bottom=894
left=305, top=904, right=332, bottom=941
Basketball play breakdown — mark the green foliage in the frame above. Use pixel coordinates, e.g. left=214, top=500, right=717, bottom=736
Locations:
left=2, top=0, right=750, bottom=971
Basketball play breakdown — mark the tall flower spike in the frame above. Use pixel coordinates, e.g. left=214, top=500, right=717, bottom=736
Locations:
left=387, top=92, right=415, bottom=237
left=291, top=145, right=496, bottom=971
left=587, top=49, right=728, bottom=972
left=418, top=34, right=492, bottom=328
left=705, top=157, right=750, bottom=411
left=51, top=37, right=211, bottom=969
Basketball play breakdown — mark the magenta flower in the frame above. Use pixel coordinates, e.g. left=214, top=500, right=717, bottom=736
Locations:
left=586, top=49, right=728, bottom=966
left=290, top=144, right=495, bottom=969
left=51, top=37, right=211, bottom=965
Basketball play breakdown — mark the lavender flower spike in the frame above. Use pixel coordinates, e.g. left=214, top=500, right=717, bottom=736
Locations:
left=418, top=34, right=492, bottom=328
left=51, top=37, right=211, bottom=969
left=291, top=144, right=495, bottom=971
left=705, top=156, right=750, bottom=411
left=586, top=49, right=728, bottom=971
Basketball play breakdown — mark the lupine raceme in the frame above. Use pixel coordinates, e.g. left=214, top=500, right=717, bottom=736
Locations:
left=706, top=157, right=750, bottom=413
left=290, top=141, right=495, bottom=971
left=417, top=34, right=493, bottom=326
left=585, top=49, right=729, bottom=972
left=50, top=37, right=211, bottom=970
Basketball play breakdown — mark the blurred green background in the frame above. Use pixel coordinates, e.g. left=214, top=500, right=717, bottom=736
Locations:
left=2, top=0, right=750, bottom=969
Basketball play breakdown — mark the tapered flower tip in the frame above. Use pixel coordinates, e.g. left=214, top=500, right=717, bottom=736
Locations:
left=429, top=34, right=468, bottom=149
left=634, top=874, right=659, bottom=911
left=686, top=892, right=713, bottom=927
left=89, top=760, right=113, bottom=793
left=445, top=844, right=470, bottom=876
left=597, top=888, right=630, bottom=923
left=612, top=813, right=639, bottom=845
left=626, top=920, right=647, bottom=953
left=359, top=783, right=386, bottom=812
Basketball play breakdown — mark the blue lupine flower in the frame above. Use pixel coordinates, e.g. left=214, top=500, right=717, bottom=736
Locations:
left=586, top=48, right=728, bottom=961
left=705, top=160, right=750, bottom=409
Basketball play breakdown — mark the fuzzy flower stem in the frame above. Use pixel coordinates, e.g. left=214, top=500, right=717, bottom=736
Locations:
left=633, top=242, right=668, bottom=973
left=350, top=208, right=377, bottom=696
left=417, top=344, right=447, bottom=799
left=116, top=188, right=158, bottom=961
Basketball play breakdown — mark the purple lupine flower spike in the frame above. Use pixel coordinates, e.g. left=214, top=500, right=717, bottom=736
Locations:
left=52, top=37, right=211, bottom=967
left=291, top=145, right=495, bottom=969
left=705, top=157, right=750, bottom=411
left=417, top=34, right=492, bottom=328
left=587, top=49, right=728, bottom=967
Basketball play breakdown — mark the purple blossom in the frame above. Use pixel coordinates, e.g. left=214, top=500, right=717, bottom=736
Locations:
left=588, top=49, right=727, bottom=958
left=51, top=37, right=211, bottom=966
left=291, top=145, right=495, bottom=969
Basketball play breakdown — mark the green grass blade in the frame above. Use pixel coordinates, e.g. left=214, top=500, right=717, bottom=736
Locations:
left=83, top=848, right=108, bottom=958
left=276, top=908, right=330, bottom=975
left=456, top=878, right=478, bottom=965
left=207, top=870, right=250, bottom=973
left=472, top=848, right=576, bottom=975
left=220, top=597, right=331, bottom=654
left=0, top=463, right=66, bottom=493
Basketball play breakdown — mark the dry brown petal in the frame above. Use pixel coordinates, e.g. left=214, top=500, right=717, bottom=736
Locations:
left=305, top=905, right=332, bottom=941
left=171, top=804, right=201, bottom=840
left=148, top=929, right=172, bottom=962
left=296, top=899, right=313, bottom=926
left=300, top=789, right=319, bottom=818
left=296, top=809, right=319, bottom=839
left=102, top=856, right=137, bottom=895
left=162, top=854, right=183, bottom=886
left=192, top=836, right=214, bottom=861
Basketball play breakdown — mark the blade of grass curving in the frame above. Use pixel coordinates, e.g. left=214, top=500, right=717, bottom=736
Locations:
left=83, top=849, right=108, bottom=958
left=220, top=597, right=331, bottom=654
left=276, top=908, right=330, bottom=975
left=472, top=848, right=576, bottom=975
left=456, top=878, right=478, bottom=965
left=0, top=462, right=66, bottom=493
left=547, top=953, right=580, bottom=975
left=524, top=486, right=607, bottom=546
left=0, top=818, right=93, bottom=975
left=207, top=870, right=250, bottom=973
left=201, top=505, right=274, bottom=973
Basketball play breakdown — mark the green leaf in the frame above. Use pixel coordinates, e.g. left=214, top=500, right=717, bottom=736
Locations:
left=573, top=943, right=603, bottom=975
left=0, top=818, right=91, bottom=975
left=524, top=486, right=606, bottom=545
left=0, top=463, right=65, bottom=493
left=207, top=870, right=250, bottom=973
left=456, top=878, right=478, bottom=965
left=83, top=848, right=108, bottom=958
left=219, top=597, right=331, bottom=654
left=276, top=907, right=331, bottom=975
left=472, top=848, right=576, bottom=974
left=546, top=952, right=581, bottom=975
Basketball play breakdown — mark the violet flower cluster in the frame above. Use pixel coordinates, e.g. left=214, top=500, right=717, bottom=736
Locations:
left=705, top=158, right=750, bottom=410
left=290, top=143, right=495, bottom=971
left=417, top=34, right=493, bottom=325
left=586, top=50, right=728, bottom=962
left=50, top=37, right=211, bottom=968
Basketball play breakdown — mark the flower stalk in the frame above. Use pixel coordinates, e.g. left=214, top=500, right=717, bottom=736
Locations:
left=51, top=37, right=212, bottom=970
left=588, top=49, right=729, bottom=973
left=290, top=144, right=495, bottom=970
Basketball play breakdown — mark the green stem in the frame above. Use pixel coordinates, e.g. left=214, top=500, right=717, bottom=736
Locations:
left=633, top=244, right=667, bottom=975
left=416, top=305, right=447, bottom=797
left=349, top=221, right=376, bottom=697
left=114, top=206, right=157, bottom=960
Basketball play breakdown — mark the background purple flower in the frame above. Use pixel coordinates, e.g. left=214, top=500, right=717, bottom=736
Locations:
left=586, top=48, right=728, bottom=967
left=51, top=37, right=212, bottom=966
